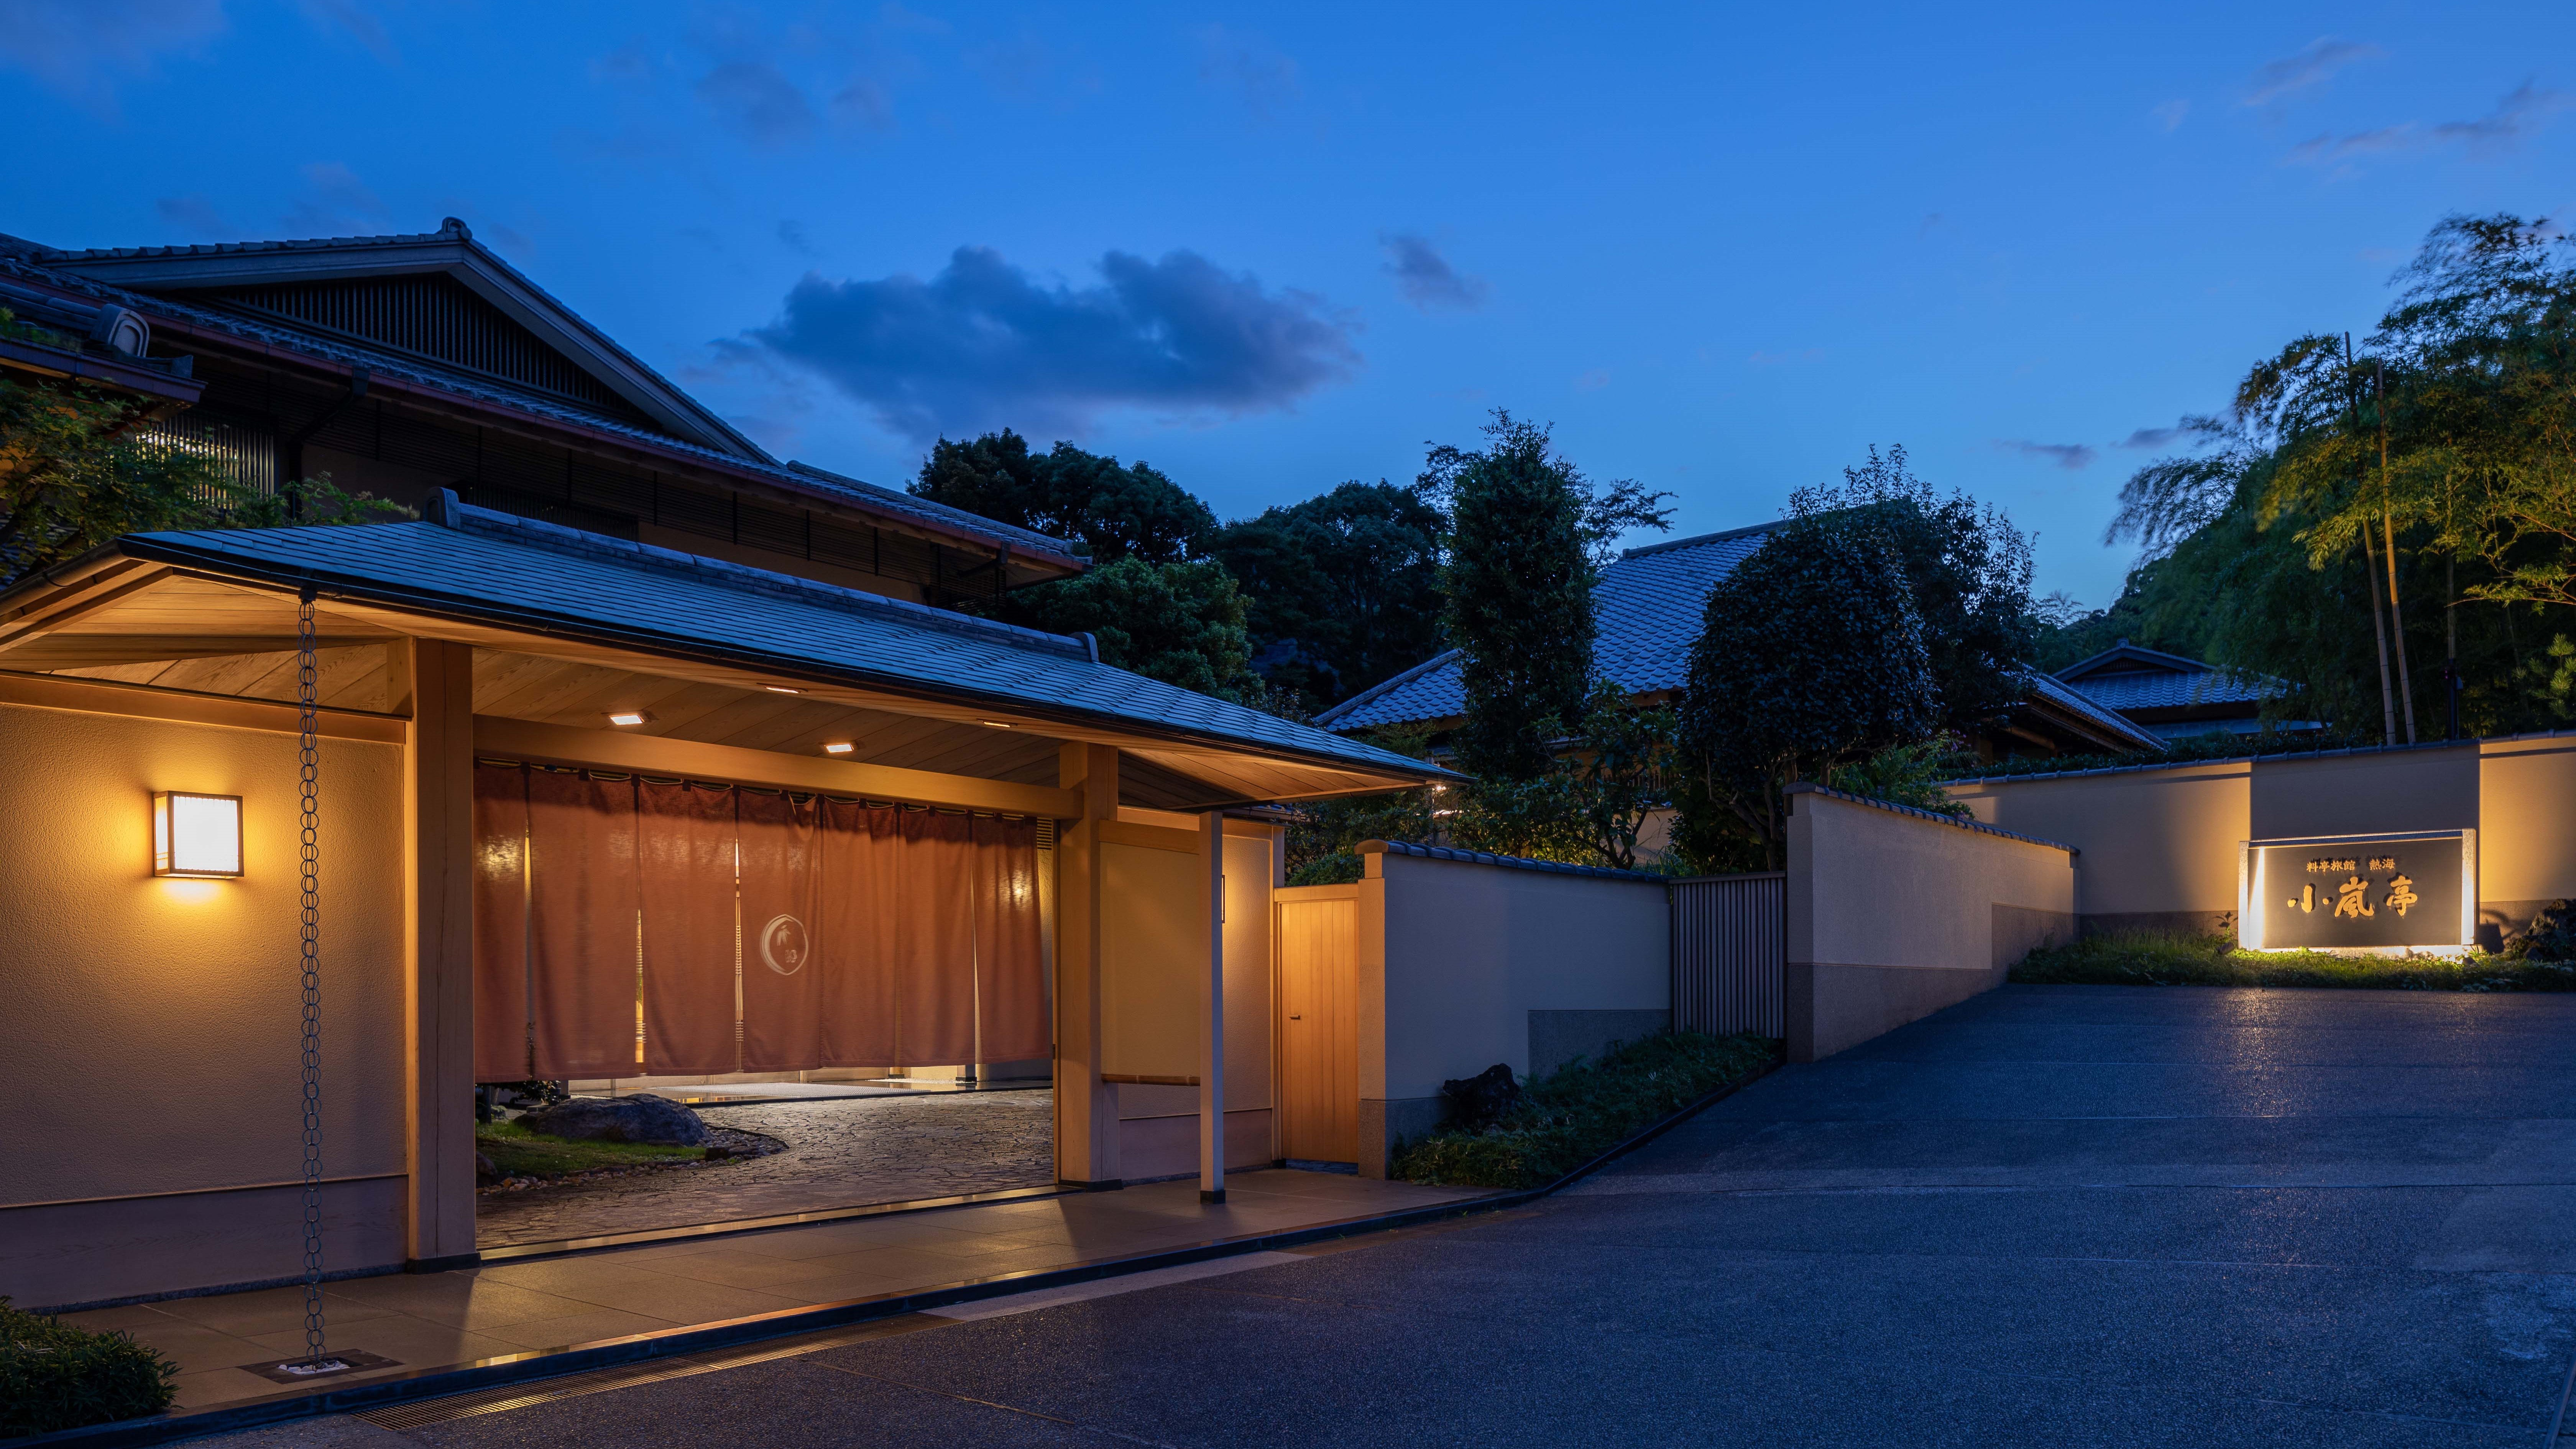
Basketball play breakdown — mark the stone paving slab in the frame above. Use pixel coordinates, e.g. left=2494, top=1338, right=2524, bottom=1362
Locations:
left=475, top=1089, right=1055, bottom=1248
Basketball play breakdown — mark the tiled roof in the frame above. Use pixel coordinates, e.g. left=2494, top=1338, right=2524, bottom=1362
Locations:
left=2062, top=668, right=2273, bottom=712
left=0, top=238, right=1082, bottom=565
left=117, top=503, right=1446, bottom=784
left=1313, top=522, right=1782, bottom=729
left=1359, top=839, right=1665, bottom=882
left=2022, top=672, right=2169, bottom=751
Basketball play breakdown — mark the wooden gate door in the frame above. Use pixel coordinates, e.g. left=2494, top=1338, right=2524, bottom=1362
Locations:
left=1274, top=887, right=1358, bottom=1163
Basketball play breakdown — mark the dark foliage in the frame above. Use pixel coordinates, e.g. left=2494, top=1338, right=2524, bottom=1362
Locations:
left=0, top=1297, right=178, bottom=1436
left=911, top=429, right=1216, bottom=564
left=977, top=555, right=1265, bottom=703
left=2014, top=930, right=2576, bottom=991
left=1790, top=444, right=2037, bottom=733
left=1672, top=518, right=1941, bottom=870
left=1429, top=410, right=1670, bottom=782
left=1392, top=1031, right=1777, bottom=1189
left=1211, top=479, right=1446, bottom=710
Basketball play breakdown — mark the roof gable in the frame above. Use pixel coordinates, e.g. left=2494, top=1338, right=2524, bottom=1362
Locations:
left=2054, top=641, right=2213, bottom=682
left=34, top=219, right=761, bottom=459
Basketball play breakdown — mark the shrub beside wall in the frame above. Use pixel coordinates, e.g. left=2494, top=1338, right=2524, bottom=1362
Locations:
left=2014, top=928, right=2576, bottom=992
left=0, top=1298, right=178, bottom=1438
left=1393, top=1031, right=1778, bottom=1189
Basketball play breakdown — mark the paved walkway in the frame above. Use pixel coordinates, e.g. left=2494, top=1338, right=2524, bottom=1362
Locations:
left=211, top=986, right=2576, bottom=1448
left=477, top=1091, right=1055, bottom=1247
left=67, top=1169, right=1476, bottom=1415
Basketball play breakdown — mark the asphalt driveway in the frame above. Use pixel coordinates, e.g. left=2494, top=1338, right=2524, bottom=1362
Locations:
left=228, top=985, right=2576, bottom=1448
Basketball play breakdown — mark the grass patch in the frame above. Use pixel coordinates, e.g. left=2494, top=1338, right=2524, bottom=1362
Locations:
left=1392, top=1031, right=1779, bottom=1190
left=2013, top=930, right=2576, bottom=992
left=2, top=1297, right=178, bottom=1438
left=476, top=1119, right=706, bottom=1179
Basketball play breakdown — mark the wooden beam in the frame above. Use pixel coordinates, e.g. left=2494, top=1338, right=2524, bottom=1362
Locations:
left=0, top=563, right=172, bottom=647
left=471, top=714, right=1082, bottom=818
left=1199, top=808, right=1225, bottom=1204
left=1097, top=819, right=1202, bottom=855
left=404, top=639, right=479, bottom=1268
left=1055, top=742, right=1121, bottom=1188
left=0, top=669, right=409, bottom=742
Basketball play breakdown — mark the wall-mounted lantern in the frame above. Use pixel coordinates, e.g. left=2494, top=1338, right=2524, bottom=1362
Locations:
left=154, top=791, right=244, bottom=878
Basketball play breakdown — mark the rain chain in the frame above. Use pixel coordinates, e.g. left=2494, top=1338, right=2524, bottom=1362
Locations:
left=296, top=586, right=328, bottom=1365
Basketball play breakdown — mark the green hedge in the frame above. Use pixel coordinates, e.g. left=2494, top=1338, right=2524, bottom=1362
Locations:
left=2013, top=931, right=2576, bottom=992
left=1392, top=1030, right=1778, bottom=1190
left=1, top=1298, right=178, bottom=1438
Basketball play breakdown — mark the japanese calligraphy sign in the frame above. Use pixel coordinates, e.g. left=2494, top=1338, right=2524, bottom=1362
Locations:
left=2241, top=831, right=2473, bottom=951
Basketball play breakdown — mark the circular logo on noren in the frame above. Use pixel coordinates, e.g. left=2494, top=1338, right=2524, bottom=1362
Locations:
left=758, top=914, right=810, bottom=976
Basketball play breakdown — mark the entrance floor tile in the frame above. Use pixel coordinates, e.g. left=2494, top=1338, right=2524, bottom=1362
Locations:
left=90, top=1168, right=1484, bottom=1416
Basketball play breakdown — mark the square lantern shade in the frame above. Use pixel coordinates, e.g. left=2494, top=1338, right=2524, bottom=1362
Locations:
left=154, top=791, right=243, bottom=878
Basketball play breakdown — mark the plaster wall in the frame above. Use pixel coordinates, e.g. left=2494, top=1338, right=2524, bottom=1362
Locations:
left=2479, top=735, right=2576, bottom=932
left=1357, top=850, right=1668, bottom=1173
left=1786, top=791, right=2074, bottom=1062
left=2250, top=745, right=2478, bottom=838
left=0, top=702, right=408, bottom=1304
left=1107, top=829, right=1279, bottom=1178
left=1948, top=761, right=2247, bottom=935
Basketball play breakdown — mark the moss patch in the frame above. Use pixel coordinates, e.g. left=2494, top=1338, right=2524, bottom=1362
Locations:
left=2013, top=931, right=2576, bottom=992
left=477, top=1120, right=707, bottom=1179
left=1392, top=1031, right=1778, bottom=1190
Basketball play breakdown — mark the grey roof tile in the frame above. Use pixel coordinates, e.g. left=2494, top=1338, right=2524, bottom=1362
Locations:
left=120, top=506, right=1442, bottom=784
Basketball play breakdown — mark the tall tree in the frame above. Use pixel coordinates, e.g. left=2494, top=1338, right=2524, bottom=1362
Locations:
left=977, top=555, right=1265, bottom=704
left=1788, top=444, right=2037, bottom=733
left=1211, top=479, right=1446, bottom=709
left=1672, top=518, right=1940, bottom=871
left=1429, top=410, right=1669, bottom=781
left=910, top=430, right=1216, bottom=564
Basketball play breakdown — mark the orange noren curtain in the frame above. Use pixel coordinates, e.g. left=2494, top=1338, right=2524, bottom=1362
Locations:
left=895, top=810, right=978, bottom=1066
left=739, top=790, right=821, bottom=1071
left=639, top=781, right=740, bottom=1075
left=971, top=813, right=1050, bottom=1063
left=526, top=769, right=641, bottom=1079
left=816, top=797, right=898, bottom=1067
left=471, top=763, right=532, bottom=1083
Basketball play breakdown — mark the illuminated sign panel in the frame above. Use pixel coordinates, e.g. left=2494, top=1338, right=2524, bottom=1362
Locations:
left=2240, top=830, right=2474, bottom=952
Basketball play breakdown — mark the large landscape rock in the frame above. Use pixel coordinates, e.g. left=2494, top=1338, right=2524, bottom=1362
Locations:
left=517, top=1092, right=709, bottom=1147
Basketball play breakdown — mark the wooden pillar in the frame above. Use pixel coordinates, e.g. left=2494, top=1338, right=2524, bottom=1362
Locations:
left=1054, top=742, right=1122, bottom=1188
left=1199, top=809, right=1226, bottom=1203
left=400, top=638, right=480, bottom=1268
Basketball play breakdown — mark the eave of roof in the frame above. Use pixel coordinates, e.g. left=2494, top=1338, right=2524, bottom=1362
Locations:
left=0, top=241, right=1086, bottom=571
left=93, top=508, right=1451, bottom=789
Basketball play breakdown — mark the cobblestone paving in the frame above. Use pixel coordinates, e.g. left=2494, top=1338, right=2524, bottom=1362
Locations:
left=475, top=1089, right=1054, bottom=1248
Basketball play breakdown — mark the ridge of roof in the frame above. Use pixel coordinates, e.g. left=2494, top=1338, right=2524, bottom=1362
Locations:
left=0, top=250, right=1081, bottom=565
left=1620, top=518, right=1788, bottom=559
left=435, top=496, right=1094, bottom=661
left=1939, top=729, right=2544, bottom=789
left=30, top=219, right=473, bottom=263
left=1310, top=647, right=1463, bottom=726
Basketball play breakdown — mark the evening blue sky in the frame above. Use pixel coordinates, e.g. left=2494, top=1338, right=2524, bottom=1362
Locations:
left=5, top=1, right=2571, bottom=607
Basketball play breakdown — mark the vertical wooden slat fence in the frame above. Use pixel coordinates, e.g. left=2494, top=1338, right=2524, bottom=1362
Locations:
left=1670, top=872, right=1786, bottom=1037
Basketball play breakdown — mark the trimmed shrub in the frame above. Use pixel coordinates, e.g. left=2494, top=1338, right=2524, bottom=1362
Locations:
left=1392, top=1030, right=1777, bottom=1189
left=2014, top=930, right=2576, bottom=992
left=1, top=1297, right=179, bottom=1437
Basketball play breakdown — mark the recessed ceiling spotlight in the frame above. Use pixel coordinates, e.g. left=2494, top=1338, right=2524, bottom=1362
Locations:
left=607, top=711, right=650, bottom=726
left=764, top=685, right=802, bottom=694
left=979, top=720, right=1012, bottom=729
left=822, top=741, right=855, bottom=755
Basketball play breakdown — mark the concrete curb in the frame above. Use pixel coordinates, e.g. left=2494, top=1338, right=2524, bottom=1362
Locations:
left=17, top=1056, right=1778, bottom=1448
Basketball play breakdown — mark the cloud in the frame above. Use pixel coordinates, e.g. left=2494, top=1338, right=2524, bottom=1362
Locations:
left=0, top=0, right=225, bottom=114
left=154, top=193, right=238, bottom=239
left=297, top=0, right=395, bottom=63
left=1378, top=233, right=1487, bottom=312
left=1748, top=348, right=1825, bottom=366
left=2119, top=426, right=2192, bottom=449
left=2292, top=80, right=2569, bottom=164
left=2244, top=38, right=2377, bottom=105
left=695, top=60, right=818, bottom=147
left=1194, top=25, right=1299, bottom=121
left=1994, top=439, right=2096, bottom=470
left=777, top=219, right=816, bottom=256
left=831, top=75, right=894, bottom=129
left=590, top=41, right=652, bottom=84
left=750, top=245, right=1362, bottom=441
left=2152, top=99, right=2190, bottom=131
left=281, top=161, right=390, bottom=236
left=1572, top=369, right=1610, bottom=392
